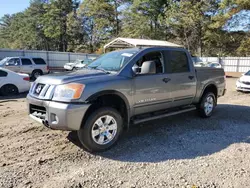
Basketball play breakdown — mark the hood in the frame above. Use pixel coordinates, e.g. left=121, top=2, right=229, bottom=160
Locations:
left=36, top=68, right=113, bottom=85
left=65, top=62, right=76, bottom=66
left=240, top=75, right=250, bottom=82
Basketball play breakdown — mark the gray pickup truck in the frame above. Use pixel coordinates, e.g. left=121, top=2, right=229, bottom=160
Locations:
left=27, top=47, right=226, bottom=152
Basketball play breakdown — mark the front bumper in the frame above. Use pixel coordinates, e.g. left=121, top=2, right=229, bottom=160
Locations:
left=64, top=65, right=73, bottom=70
left=27, top=94, right=91, bottom=131
left=236, top=82, right=250, bottom=92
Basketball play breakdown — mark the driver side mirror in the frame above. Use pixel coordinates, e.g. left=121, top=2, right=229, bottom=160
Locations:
left=132, top=66, right=140, bottom=74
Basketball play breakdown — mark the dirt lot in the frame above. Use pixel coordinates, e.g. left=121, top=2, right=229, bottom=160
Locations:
left=0, top=78, right=250, bottom=188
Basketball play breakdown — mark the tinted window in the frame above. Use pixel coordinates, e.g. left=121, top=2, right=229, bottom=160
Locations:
left=7, top=58, right=20, bottom=66
left=32, top=58, right=46, bottom=65
left=21, top=58, right=32, bottom=65
left=245, top=70, right=250, bottom=75
left=0, top=70, right=8, bottom=77
left=169, top=51, right=189, bottom=73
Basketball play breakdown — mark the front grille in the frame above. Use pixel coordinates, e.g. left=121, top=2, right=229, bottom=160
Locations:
left=30, top=104, right=46, bottom=120
left=242, top=81, right=250, bottom=85
left=30, top=83, right=55, bottom=100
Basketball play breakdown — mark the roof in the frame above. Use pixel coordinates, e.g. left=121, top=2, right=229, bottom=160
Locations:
left=104, top=37, right=182, bottom=50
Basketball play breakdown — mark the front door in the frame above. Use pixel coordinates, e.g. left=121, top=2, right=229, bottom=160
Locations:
left=164, top=50, right=196, bottom=107
left=133, top=51, right=172, bottom=115
left=5, top=58, right=21, bottom=72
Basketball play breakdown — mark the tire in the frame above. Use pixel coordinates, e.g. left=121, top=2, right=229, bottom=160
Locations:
left=32, top=70, right=43, bottom=79
left=197, top=92, right=216, bottom=118
left=0, top=84, right=19, bottom=96
left=77, top=107, right=123, bottom=152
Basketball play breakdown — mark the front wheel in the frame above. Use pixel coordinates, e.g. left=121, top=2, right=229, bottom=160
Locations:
left=78, top=107, right=123, bottom=152
left=197, top=92, right=216, bottom=118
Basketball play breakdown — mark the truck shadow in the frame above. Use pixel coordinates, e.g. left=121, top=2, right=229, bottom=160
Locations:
left=67, top=104, right=250, bottom=162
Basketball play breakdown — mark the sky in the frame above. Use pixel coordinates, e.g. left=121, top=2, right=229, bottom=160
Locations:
left=0, top=0, right=30, bottom=18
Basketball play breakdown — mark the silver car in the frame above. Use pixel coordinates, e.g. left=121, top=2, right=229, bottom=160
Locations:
left=0, top=57, right=49, bottom=79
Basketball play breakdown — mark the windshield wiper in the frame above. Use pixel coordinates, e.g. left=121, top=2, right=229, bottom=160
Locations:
left=95, top=67, right=110, bottom=74
left=88, top=66, right=110, bottom=74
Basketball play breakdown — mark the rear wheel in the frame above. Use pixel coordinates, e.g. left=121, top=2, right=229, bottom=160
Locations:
left=77, top=107, right=123, bottom=152
left=197, top=92, right=216, bottom=118
left=0, top=84, right=19, bottom=96
left=32, top=70, right=43, bottom=79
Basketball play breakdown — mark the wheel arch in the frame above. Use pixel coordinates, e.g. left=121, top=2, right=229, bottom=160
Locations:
left=199, top=83, right=218, bottom=103
left=81, top=90, right=131, bottom=129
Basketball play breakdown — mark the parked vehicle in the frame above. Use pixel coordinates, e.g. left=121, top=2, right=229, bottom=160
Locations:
left=208, top=62, right=222, bottom=68
left=195, top=61, right=222, bottom=68
left=64, top=59, right=95, bottom=71
left=0, top=57, right=49, bottom=79
left=0, top=68, right=30, bottom=96
left=236, top=70, right=250, bottom=92
left=27, top=47, right=226, bottom=152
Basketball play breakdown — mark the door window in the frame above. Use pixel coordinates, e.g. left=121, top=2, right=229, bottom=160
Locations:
left=168, top=51, right=189, bottom=73
left=0, top=70, right=8, bottom=77
left=21, top=58, right=32, bottom=65
left=133, top=51, right=164, bottom=74
left=7, top=58, right=20, bottom=66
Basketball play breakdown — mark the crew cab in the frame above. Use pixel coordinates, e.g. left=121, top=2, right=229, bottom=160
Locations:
left=27, top=47, right=226, bottom=152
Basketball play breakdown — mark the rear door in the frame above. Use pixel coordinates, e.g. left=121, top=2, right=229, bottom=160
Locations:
left=0, top=70, right=8, bottom=87
left=5, top=58, right=21, bottom=72
left=133, top=51, right=172, bottom=115
left=20, top=58, right=33, bottom=74
left=164, top=50, right=197, bottom=107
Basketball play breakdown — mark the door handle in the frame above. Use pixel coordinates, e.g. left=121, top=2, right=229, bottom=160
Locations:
left=188, top=76, right=194, bottom=80
left=162, top=77, right=171, bottom=83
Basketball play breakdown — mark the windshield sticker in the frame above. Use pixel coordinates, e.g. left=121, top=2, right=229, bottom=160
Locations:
left=122, top=53, right=133, bottom=57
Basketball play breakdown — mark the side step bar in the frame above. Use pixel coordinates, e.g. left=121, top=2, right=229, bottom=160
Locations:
left=133, top=107, right=196, bottom=125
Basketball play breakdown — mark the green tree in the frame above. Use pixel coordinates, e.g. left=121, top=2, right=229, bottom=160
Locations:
left=121, top=0, right=167, bottom=39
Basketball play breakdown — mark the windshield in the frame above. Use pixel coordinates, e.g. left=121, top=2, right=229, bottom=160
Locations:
left=74, top=59, right=82, bottom=64
left=87, top=49, right=139, bottom=72
left=0, top=57, right=10, bottom=65
left=245, top=70, right=250, bottom=76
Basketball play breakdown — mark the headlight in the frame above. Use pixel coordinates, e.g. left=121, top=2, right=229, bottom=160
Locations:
left=53, top=83, right=85, bottom=101
left=237, top=79, right=242, bottom=83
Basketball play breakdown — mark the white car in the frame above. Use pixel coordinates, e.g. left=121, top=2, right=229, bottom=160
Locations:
left=64, top=59, right=95, bottom=71
left=0, top=57, right=49, bottom=79
left=0, top=68, right=30, bottom=96
left=236, top=70, right=250, bottom=92
left=208, top=62, right=222, bottom=68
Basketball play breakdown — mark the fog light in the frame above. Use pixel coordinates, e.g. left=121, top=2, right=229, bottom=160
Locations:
left=51, top=113, right=59, bottom=124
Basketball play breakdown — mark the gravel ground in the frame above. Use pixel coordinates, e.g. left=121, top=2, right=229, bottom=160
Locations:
left=0, top=78, right=250, bottom=188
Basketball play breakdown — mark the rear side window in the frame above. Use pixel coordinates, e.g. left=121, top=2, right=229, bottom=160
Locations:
left=0, top=70, right=8, bottom=77
left=168, top=51, right=189, bottom=73
left=32, top=58, right=46, bottom=65
left=21, top=58, right=32, bottom=65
